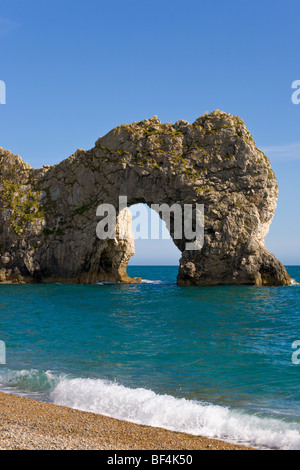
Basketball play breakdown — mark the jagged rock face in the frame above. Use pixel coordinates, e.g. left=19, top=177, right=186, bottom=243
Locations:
left=0, top=110, right=291, bottom=286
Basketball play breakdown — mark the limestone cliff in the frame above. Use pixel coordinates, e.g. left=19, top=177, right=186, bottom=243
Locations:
left=0, top=110, right=291, bottom=286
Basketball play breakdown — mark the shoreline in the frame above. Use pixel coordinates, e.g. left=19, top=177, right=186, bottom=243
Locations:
left=0, top=391, right=254, bottom=450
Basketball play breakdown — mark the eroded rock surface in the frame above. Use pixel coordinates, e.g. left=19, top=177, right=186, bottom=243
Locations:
left=0, top=111, right=291, bottom=286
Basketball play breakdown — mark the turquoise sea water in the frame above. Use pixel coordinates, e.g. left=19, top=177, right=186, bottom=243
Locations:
left=0, top=265, right=300, bottom=449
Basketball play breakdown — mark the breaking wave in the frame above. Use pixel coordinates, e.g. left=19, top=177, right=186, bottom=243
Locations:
left=1, top=368, right=300, bottom=450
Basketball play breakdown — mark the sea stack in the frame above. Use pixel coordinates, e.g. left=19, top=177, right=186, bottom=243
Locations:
left=0, top=110, right=291, bottom=286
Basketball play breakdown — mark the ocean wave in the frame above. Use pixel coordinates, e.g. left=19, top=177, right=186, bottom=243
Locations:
left=141, top=279, right=164, bottom=284
left=0, top=368, right=67, bottom=393
left=50, top=376, right=300, bottom=450
left=94, top=282, right=118, bottom=285
left=1, top=368, right=300, bottom=450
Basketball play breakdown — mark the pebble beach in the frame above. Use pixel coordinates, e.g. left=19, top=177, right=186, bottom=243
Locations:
left=0, top=392, right=253, bottom=451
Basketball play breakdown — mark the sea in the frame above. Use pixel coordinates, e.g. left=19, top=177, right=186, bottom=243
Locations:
left=0, top=265, right=299, bottom=450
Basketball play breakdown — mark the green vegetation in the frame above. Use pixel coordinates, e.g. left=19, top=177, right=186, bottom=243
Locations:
left=0, top=180, right=45, bottom=236
left=268, top=169, right=275, bottom=180
left=182, top=168, right=205, bottom=178
left=74, top=204, right=91, bottom=215
left=43, top=227, right=56, bottom=238
left=144, top=129, right=183, bottom=137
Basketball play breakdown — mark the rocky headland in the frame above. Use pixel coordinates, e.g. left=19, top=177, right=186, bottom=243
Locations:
left=0, top=110, right=291, bottom=286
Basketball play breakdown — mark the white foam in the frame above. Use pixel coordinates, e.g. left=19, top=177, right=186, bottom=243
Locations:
left=2, top=368, right=300, bottom=450
left=141, top=279, right=164, bottom=284
left=50, top=376, right=300, bottom=450
left=94, top=282, right=117, bottom=285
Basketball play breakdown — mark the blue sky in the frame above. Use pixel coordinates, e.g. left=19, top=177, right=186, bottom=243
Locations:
left=0, top=0, right=299, bottom=265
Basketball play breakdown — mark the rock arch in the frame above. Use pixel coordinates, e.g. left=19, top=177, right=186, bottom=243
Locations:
left=0, top=111, right=291, bottom=286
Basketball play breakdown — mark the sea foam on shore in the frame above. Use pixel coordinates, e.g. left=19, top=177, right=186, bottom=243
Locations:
left=1, top=368, right=300, bottom=450
left=0, top=391, right=251, bottom=450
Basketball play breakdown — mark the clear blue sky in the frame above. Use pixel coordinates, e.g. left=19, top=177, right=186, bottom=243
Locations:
left=0, top=0, right=299, bottom=264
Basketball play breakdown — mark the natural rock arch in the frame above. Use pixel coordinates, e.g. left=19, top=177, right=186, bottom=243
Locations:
left=0, top=110, right=291, bottom=286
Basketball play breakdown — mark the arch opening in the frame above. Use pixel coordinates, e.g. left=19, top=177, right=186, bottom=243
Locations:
left=127, top=203, right=181, bottom=280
